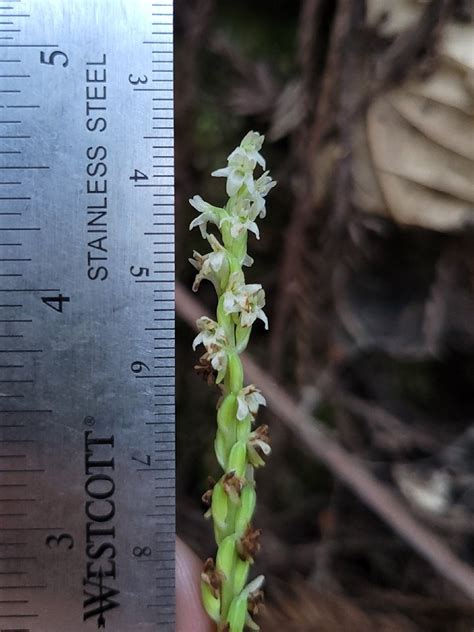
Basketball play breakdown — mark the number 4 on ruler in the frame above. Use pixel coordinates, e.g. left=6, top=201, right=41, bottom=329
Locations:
left=41, top=294, right=70, bottom=313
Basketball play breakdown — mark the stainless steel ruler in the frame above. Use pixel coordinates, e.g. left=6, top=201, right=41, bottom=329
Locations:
left=0, top=1, right=175, bottom=630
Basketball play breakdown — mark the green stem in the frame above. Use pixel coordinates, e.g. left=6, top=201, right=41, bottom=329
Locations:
left=215, top=314, right=255, bottom=627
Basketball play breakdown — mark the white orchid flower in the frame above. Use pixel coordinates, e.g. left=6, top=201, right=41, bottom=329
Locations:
left=189, top=234, right=229, bottom=292
left=252, top=171, right=277, bottom=218
left=193, top=316, right=229, bottom=383
left=226, top=215, right=260, bottom=240
left=237, top=131, right=265, bottom=168
left=204, top=347, right=228, bottom=384
left=211, top=149, right=256, bottom=197
left=223, top=274, right=269, bottom=329
left=236, top=385, right=266, bottom=421
left=222, top=198, right=260, bottom=239
left=220, top=213, right=259, bottom=241
left=189, top=195, right=223, bottom=238
left=192, top=316, right=227, bottom=351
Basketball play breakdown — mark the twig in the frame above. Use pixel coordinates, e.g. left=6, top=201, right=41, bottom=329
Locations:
left=268, top=0, right=330, bottom=381
left=176, top=282, right=474, bottom=601
left=374, top=0, right=454, bottom=88
left=269, top=0, right=364, bottom=384
left=338, top=393, right=439, bottom=453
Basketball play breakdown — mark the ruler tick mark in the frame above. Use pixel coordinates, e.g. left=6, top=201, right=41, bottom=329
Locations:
left=0, top=527, right=59, bottom=532
left=0, top=453, right=26, bottom=457
left=0, top=321, right=31, bottom=324
left=0, top=500, right=34, bottom=503
left=0, top=583, right=46, bottom=588
left=0, top=166, right=47, bottom=170
left=0, top=381, right=31, bottom=384
left=0, top=288, right=55, bottom=293
left=0, top=469, right=43, bottom=473
left=0, top=409, right=49, bottom=414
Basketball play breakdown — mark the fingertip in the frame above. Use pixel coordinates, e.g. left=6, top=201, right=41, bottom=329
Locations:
left=176, top=538, right=215, bottom=632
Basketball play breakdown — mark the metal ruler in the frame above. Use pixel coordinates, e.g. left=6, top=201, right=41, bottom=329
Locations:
left=0, top=1, right=175, bottom=630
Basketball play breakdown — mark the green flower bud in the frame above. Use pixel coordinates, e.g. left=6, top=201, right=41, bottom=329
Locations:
left=233, top=556, right=250, bottom=594
left=216, top=535, right=236, bottom=582
left=214, top=522, right=224, bottom=546
left=211, top=481, right=228, bottom=531
left=236, top=415, right=251, bottom=442
left=220, top=218, right=233, bottom=251
left=228, top=441, right=247, bottom=478
left=217, top=294, right=234, bottom=342
left=235, top=485, right=256, bottom=534
left=217, top=393, right=237, bottom=436
left=232, top=231, right=248, bottom=264
left=227, top=352, right=244, bottom=394
left=215, top=430, right=228, bottom=470
left=235, top=323, right=251, bottom=353
left=226, top=593, right=248, bottom=632
left=200, top=580, right=221, bottom=623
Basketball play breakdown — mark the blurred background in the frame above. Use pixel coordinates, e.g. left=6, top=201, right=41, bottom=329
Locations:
left=174, top=1, right=474, bottom=630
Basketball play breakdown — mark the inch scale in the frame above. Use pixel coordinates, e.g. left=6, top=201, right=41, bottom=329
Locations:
left=0, top=1, right=175, bottom=630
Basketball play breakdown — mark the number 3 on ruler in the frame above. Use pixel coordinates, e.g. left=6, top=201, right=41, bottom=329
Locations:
left=45, top=533, right=75, bottom=550
left=129, top=74, right=148, bottom=85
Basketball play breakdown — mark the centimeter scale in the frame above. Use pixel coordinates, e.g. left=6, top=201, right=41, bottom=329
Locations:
left=0, top=1, right=175, bottom=630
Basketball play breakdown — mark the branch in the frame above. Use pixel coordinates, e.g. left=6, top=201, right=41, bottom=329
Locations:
left=176, top=282, right=474, bottom=601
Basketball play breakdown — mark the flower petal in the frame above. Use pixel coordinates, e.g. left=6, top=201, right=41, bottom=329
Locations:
left=211, top=167, right=229, bottom=178
left=236, top=395, right=249, bottom=421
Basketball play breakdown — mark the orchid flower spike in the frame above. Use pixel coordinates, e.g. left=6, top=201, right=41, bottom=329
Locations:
left=189, top=131, right=276, bottom=631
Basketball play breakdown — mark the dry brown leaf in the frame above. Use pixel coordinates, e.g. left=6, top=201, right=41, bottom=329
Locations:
left=404, top=64, right=474, bottom=115
left=388, top=91, right=474, bottom=160
left=366, top=96, right=474, bottom=231
left=353, top=7, right=474, bottom=232
left=366, top=0, right=423, bottom=36
left=442, top=23, right=474, bottom=72
left=351, top=122, right=386, bottom=215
